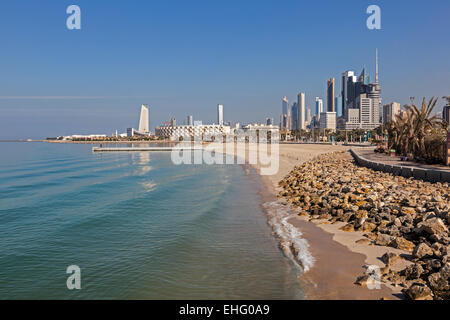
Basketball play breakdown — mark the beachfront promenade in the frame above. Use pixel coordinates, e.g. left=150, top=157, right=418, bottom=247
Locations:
left=351, top=147, right=450, bottom=183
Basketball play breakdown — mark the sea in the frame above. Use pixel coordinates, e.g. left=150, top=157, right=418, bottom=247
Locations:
left=0, top=142, right=304, bottom=299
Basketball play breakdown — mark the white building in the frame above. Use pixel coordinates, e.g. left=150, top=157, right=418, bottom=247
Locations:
left=155, top=124, right=231, bottom=140
left=187, top=115, right=193, bottom=126
left=315, top=97, right=323, bottom=121
left=217, top=104, right=224, bottom=125
left=383, top=102, right=401, bottom=124
left=297, top=92, right=306, bottom=130
left=138, top=104, right=149, bottom=133
left=319, top=112, right=337, bottom=131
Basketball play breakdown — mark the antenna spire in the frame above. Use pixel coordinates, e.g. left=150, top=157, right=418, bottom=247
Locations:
left=375, top=48, right=379, bottom=83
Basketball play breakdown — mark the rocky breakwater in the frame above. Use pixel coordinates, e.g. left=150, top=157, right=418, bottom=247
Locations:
left=278, top=151, right=450, bottom=300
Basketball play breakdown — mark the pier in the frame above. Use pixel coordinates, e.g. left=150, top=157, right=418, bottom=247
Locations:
left=92, top=146, right=204, bottom=152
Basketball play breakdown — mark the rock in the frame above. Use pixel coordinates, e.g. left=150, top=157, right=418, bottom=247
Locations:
left=419, top=218, right=449, bottom=236
left=339, top=224, right=354, bottom=232
left=428, top=272, right=450, bottom=292
left=402, top=283, right=433, bottom=300
left=375, top=234, right=392, bottom=246
left=381, top=252, right=402, bottom=267
left=361, top=222, right=377, bottom=233
left=390, top=237, right=415, bottom=252
left=401, top=207, right=416, bottom=215
left=403, top=264, right=424, bottom=280
left=412, top=243, right=434, bottom=259
left=354, top=275, right=370, bottom=287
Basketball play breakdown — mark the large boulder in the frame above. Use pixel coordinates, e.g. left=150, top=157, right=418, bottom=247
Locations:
left=419, top=218, right=449, bottom=236
left=381, top=252, right=401, bottom=267
left=390, top=237, right=415, bottom=252
left=428, top=272, right=450, bottom=292
left=412, top=243, right=434, bottom=259
left=402, top=283, right=433, bottom=300
left=375, top=234, right=392, bottom=246
left=403, top=264, right=424, bottom=280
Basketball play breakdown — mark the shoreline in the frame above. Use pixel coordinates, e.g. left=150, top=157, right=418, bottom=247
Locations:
left=243, top=143, right=408, bottom=299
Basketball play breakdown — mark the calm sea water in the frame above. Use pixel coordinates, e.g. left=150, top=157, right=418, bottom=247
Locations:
left=0, top=142, right=303, bottom=299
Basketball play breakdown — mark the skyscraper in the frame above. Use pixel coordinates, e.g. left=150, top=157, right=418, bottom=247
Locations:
left=217, top=104, right=223, bottom=125
left=341, top=71, right=357, bottom=120
left=335, top=95, right=343, bottom=118
left=281, top=96, right=290, bottom=129
left=315, top=97, right=323, bottom=118
left=291, top=102, right=298, bottom=130
left=442, top=97, right=450, bottom=127
left=187, top=115, right=193, bottom=126
left=138, top=104, right=149, bottom=133
left=383, top=102, right=401, bottom=124
left=297, top=93, right=306, bottom=130
left=338, top=49, right=382, bottom=130
left=282, top=96, right=288, bottom=115
left=327, top=78, right=335, bottom=112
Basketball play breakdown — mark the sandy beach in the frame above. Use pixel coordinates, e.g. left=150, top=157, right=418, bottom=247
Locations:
left=229, top=143, right=411, bottom=300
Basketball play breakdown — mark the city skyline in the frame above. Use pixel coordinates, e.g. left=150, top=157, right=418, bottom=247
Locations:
left=1, top=1, right=449, bottom=139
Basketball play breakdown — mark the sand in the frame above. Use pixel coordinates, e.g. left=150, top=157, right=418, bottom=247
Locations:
left=223, top=142, right=410, bottom=300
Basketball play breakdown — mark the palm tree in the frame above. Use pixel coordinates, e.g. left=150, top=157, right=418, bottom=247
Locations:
left=387, top=96, right=446, bottom=163
left=404, top=97, right=439, bottom=158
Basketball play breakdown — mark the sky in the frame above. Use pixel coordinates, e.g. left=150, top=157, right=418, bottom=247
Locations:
left=0, top=0, right=449, bottom=139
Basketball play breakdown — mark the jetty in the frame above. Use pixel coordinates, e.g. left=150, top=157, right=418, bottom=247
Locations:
left=92, top=146, right=204, bottom=152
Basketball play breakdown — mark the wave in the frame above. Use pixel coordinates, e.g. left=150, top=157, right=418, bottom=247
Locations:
left=140, top=181, right=157, bottom=192
left=263, top=200, right=315, bottom=272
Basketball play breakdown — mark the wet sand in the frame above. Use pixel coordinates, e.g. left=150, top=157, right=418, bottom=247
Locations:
left=228, top=143, right=409, bottom=299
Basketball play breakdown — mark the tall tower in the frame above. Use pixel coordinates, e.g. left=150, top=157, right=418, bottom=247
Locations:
left=375, top=48, right=379, bottom=84
left=297, top=93, right=306, bottom=130
left=341, top=71, right=357, bottom=120
left=187, top=115, right=193, bottom=126
left=327, top=78, right=335, bottom=112
left=282, top=96, right=288, bottom=115
left=138, top=104, right=149, bottom=133
left=217, top=104, right=223, bottom=125
left=315, top=97, right=323, bottom=117
left=281, top=96, right=289, bottom=129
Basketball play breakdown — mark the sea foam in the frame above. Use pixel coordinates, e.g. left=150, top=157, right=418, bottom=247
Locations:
left=263, top=201, right=315, bottom=272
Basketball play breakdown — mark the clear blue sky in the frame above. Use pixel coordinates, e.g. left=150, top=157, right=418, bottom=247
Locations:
left=0, top=0, right=449, bottom=139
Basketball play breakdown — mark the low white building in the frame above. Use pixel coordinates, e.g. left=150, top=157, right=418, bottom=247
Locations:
left=319, top=112, right=336, bottom=131
left=155, top=124, right=231, bottom=140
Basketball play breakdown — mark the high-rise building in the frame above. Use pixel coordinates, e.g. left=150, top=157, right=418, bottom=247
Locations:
left=266, top=117, right=274, bottom=126
left=138, top=104, right=149, bottom=133
left=315, top=97, right=323, bottom=118
left=327, top=78, right=335, bottom=112
left=297, top=93, right=306, bottom=130
left=291, top=103, right=298, bottom=130
left=383, top=102, right=401, bottom=124
left=281, top=96, right=290, bottom=129
left=337, top=49, right=381, bottom=130
left=307, top=108, right=312, bottom=124
left=335, top=95, right=343, bottom=118
left=187, top=115, right=193, bottom=126
left=217, top=104, right=223, bottom=125
left=442, top=105, right=450, bottom=127
left=282, top=96, right=288, bottom=115
left=341, top=71, right=357, bottom=120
